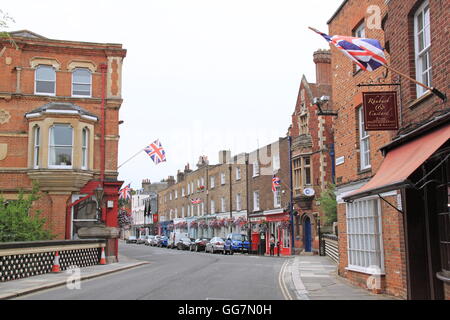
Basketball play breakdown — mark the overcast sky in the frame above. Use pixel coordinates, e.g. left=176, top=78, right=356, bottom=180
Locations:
left=3, top=0, right=339, bottom=190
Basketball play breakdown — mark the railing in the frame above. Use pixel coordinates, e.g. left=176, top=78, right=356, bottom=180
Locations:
left=0, top=239, right=105, bottom=282
left=322, top=234, right=339, bottom=263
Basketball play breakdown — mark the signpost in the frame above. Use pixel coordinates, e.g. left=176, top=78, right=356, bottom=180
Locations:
left=363, top=91, right=399, bottom=131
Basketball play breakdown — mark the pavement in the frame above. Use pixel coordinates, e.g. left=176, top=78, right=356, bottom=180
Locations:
left=0, top=254, right=148, bottom=300
left=0, top=243, right=396, bottom=300
left=285, top=255, right=395, bottom=300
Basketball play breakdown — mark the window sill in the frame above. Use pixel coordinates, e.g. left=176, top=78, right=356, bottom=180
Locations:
left=407, top=90, right=434, bottom=110
left=358, top=168, right=372, bottom=175
left=345, top=266, right=385, bottom=276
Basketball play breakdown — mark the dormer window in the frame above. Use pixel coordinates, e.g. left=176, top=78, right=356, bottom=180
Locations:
left=35, top=65, right=56, bottom=95
left=72, top=68, right=92, bottom=97
left=49, top=124, right=73, bottom=168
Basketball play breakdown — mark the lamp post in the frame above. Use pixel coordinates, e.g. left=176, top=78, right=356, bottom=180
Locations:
left=314, top=212, right=323, bottom=256
left=94, top=186, right=104, bottom=223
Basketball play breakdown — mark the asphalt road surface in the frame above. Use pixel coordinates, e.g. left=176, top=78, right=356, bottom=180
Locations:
left=17, top=241, right=292, bottom=300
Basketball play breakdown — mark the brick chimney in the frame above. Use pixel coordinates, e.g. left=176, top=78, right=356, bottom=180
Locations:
left=177, top=170, right=185, bottom=183
left=167, top=176, right=175, bottom=186
left=313, top=49, right=331, bottom=85
left=219, top=150, right=231, bottom=165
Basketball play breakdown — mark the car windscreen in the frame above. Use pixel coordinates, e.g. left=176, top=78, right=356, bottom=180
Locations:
left=180, top=238, right=190, bottom=242
left=231, top=234, right=247, bottom=241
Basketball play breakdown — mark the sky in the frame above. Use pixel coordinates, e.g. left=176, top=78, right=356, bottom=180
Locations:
left=2, top=0, right=340, bottom=190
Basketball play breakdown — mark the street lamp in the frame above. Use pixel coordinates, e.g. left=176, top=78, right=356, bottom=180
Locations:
left=313, top=96, right=338, bottom=117
left=314, top=212, right=323, bottom=256
left=94, top=186, right=104, bottom=222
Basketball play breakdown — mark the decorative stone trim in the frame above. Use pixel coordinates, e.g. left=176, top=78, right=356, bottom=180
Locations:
left=0, top=109, right=11, bottom=124
left=67, top=60, right=97, bottom=73
left=30, top=57, right=61, bottom=70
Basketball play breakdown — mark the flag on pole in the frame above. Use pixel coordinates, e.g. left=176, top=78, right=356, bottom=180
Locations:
left=119, top=183, right=131, bottom=200
left=272, top=175, right=281, bottom=192
left=144, top=139, right=167, bottom=165
left=309, top=27, right=387, bottom=72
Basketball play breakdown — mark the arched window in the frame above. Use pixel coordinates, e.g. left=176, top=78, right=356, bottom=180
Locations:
left=82, top=127, right=89, bottom=169
left=49, top=124, right=73, bottom=168
left=72, top=68, right=92, bottom=97
left=33, top=126, right=40, bottom=168
left=35, top=65, right=56, bottom=95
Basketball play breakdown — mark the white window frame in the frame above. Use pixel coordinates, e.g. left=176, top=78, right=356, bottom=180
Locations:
left=187, top=183, right=191, bottom=195
left=174, top=190, right=178, bottom=199
left=414, top=0, right=432, bottom=97
left=353, top=22, right=366, bottom=72
left=236, top=193, right=241, bottom=211
left=359, top=106, right=371, bottom=170
left=182, top=187, right=185, bottom=197
left=48, top=124, right=73, bottom=169
left=221, top=197, right=226, bottom=212
left=273, top=154, right=280, bottom=172
left=253, top=191, right=260, bottom=211
left=253, top=161, right=260, bottom=177
left=181, top=206, right=185, bottom=218
left=211, top=200, right=215, bottom=214
left=187, top=205, right=190, bottom=217
left=35, top=65, right=56, bottom=96
left=81, top=127, right=89, bottom=170
left=71, top=68, right=92, bottom=98
left=221, top=173, right=226, bottom=185
left=236, top=167, right=241, bottom=181
left=210, top=176, right=215, bottom=189
left=274, top=186, right=282, bottom=208
left=33, top=126, right=40, bottom=169
left=346, top=197, right=384, bottom=274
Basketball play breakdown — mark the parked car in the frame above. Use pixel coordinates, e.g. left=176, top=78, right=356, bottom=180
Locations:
left=150, top=235, right=161, bottom=246
left=126, top=236, right=137, bottom=244
left=223, top=237, right=234, bottom=255
left=157, top=236, right=169, bottom=247
left=190, top=238, right=211, bottom=252
left=226, top=233, right=250, bottom=252
left=144, top=235, right=156, bottom=246
left=136, top=235, right=148, bottom=244
left=176, top=237, right=192, bottom=250
left=168, top=232, right=189, bottom=249
left=205, top=237, right=225, bottom=254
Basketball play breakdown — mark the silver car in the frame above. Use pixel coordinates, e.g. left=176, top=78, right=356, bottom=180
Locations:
left=145, top=235, right=156, bottom=246
left=205, top=237, right=225, bottom=254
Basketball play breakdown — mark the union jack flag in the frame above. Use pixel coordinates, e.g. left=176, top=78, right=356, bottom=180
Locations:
left=272, top=175, right=281, bottom=192
left=119, top=183, right=131, bottom=200
left=144, top=139, right=166, bottom=165
left=191, top=198, right=202, bottom=204
left=310, top=27, right=387, bottom=72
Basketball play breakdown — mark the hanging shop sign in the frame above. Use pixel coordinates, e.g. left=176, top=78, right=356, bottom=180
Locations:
left=363, top=91, right=399, bottom=131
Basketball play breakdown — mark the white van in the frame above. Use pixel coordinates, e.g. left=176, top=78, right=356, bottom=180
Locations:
left=168, top=232, right=189, bottom=249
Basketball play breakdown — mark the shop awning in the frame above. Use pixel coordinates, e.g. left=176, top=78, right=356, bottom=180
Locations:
left=343, top=123, right=450, bottom=202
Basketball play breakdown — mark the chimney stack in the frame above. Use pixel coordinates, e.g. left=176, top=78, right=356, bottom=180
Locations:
left=313, top=49, right=331, bottom=85
left=219, top=150, right=231, bottom=165
left=167, top=176, right=176, bottom=186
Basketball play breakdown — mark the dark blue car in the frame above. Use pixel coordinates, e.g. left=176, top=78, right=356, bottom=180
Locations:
left=157, top=235, right=169, bottom=247
left=226, top=233, right=250, bottom=252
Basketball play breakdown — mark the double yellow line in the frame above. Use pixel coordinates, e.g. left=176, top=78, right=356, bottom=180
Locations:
left=278, top=259, right=293, bottom=300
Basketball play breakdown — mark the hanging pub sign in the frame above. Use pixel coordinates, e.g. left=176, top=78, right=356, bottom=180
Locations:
left=362, top=91, right=399, bottom=131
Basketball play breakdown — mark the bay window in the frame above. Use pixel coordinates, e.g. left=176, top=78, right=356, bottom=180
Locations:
left=49, top=124, right=73, bottom=168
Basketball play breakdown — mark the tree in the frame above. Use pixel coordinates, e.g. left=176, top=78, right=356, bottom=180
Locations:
left=0, top=9, right=18, bottom=56
left=0, top=184, right=54, bottom=242
left=318, top=183, right=337, bottom=225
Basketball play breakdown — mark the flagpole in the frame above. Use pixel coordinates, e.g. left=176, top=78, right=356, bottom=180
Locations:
left=308, top=26, right=447, bottom=101
left=383, top=65, right=447, bottom=101
left=118, top=148, right=145, bottom=169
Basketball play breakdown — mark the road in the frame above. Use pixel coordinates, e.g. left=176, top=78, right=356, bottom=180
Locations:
left=17, top=241, right=294, bottom=300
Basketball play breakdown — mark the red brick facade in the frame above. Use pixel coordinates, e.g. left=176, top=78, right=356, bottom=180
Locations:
left=0, top=31, right=126, bottom=248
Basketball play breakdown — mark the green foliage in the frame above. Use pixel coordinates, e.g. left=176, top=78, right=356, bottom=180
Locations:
left=318, top=183, right=337, bottom=225
left=0, top=10, right=18, bottom=50
left=0, top=184, right=54, bottom=242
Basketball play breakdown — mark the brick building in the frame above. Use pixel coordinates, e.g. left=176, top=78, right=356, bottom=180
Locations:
left=247, top=137, right=291, bottom=255
left=327, top=0, right=407, bottom=298
left=328, top=0, right=449, bottom=300
left=157, top=138, right=292, bottom=256
left=288, top=49, right=334, bottom=255
left=0, top=31, right=126, bottom=261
